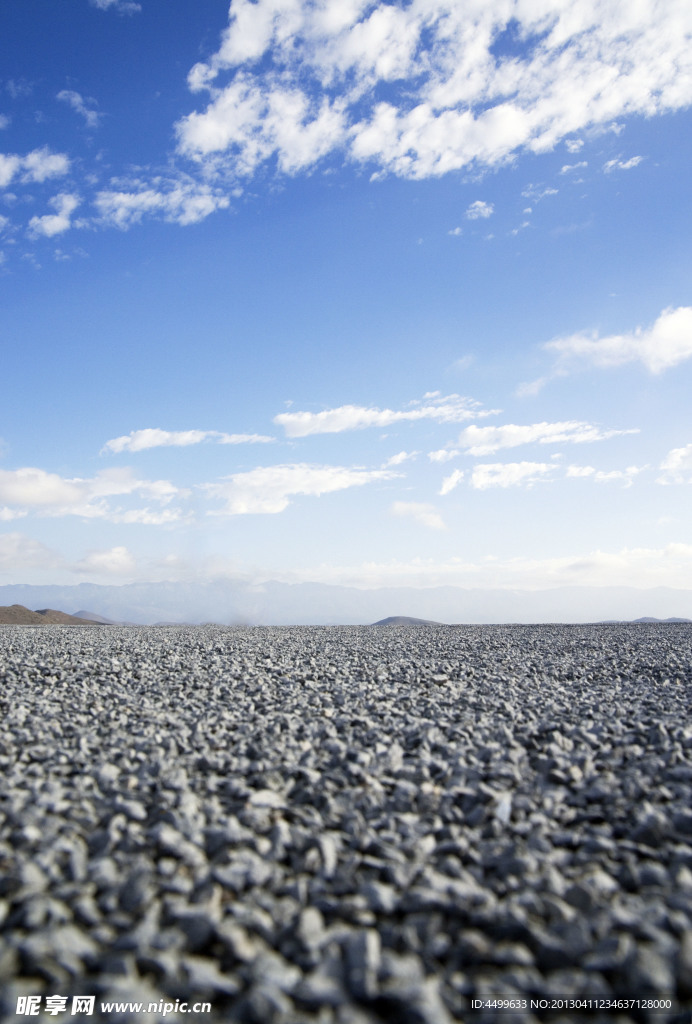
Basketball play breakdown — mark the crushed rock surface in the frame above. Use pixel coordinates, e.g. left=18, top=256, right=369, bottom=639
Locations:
left=1, top=623, right=692, bottom=1024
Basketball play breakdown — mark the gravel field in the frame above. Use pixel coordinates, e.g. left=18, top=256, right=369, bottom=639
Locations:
left=1, top=623, right=692, bottom=1024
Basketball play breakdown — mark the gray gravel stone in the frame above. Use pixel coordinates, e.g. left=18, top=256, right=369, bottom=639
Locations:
left=1, top=622, right=692, bottom=1022
left=345, top=929, right=381, bottom=1000
left=678, top=930, right=692, bottom=998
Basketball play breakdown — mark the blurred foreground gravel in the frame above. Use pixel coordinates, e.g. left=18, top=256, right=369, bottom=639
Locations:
left=1, top=623, right=692, bottom=1024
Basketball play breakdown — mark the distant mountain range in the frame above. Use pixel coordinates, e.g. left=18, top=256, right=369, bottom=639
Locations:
left=632, top=616, right=692, bottom=623
left=1, top=581, right=692, bottom=626
left=373, top=616, right=444, bottom=626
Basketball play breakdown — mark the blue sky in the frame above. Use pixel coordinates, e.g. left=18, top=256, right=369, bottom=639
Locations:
left=1, top=0, right=692, bottom=598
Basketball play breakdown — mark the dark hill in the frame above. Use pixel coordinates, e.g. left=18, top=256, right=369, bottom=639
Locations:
left=0, top=605, right=100, bottom=625
left=74, top=610, right=137, bottom=625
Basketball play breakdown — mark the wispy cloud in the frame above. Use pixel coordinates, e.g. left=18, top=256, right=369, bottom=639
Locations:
left=102, top=428, right=274, bottom=454
left=274, top=393, right=494, bottom=437
left=457, top=420, right=636, bottom=456
left=470, top=462, right=555, bottom=489
left=204, top=463, right=398, bottom=515
left=94, top=179, right=230, bottom=228
left=57, top=89, right=101, bottom=129
left=658, top=444, right=692, bottom=484
left=521, top=184, right=558, bottom=202
left=515, top=375, right=553, bottom=398
left=439, top=469, right=464, bottom=495
left=391, top=501, right=445, bottom=530
left=560, top=161, right=587, bottom=174
left=89, top=0, right=141, bottom=13
left=590, top=466, right=643, bottom=487
left=544, top=306, right=692, bottom=375
left=383, top=450, right=417, bottom=467
left=428, top=449, right=459, bottom=463
left=567, top=464, right=644, bottom=487
left=603, top=155, right=643, bottom=173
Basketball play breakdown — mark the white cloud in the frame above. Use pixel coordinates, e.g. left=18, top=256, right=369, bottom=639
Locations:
left=95, top=179, right=230, bottom=228
left=391, top=501, right=445, bottom=530
left=565, top=139, right=584, bottom=153
left=471, top=462, right=555, bottom=489
left=515, top=375, right=552, bottom=398
left=603, top=155, right=643, bottom=172
left=57, top=90, right=101, bottom=129
left=566, top=465, right=596, bottom=478
left=89, top=0, right=141, bottom=12
left=0, top=466, right=185, bottom=520
left=174, top=2, right=692, bottom=184
left=21, top=146, right=71, bottom=183
left=383, top=450, right=416, bottom=467
left=457, top=420, right=635, bottom=456
left=439, top=469, right=464, bottom=495
left=275, top=393, right=493, bottom=437
left=465, top=200, right=494, bottom=220
left=0, top=147, right=70, bottom=188
left=0, top=507, right=27, bottom=521
left=448, top=226, right=462, bottom=236
left=0, top=115, right=9, bottom=130
left=28, top=193, right=80, bottom=238
left=521, top=183, right=559, bottom=202
left=89, top=469, right=183, bottom=504
left=178, top=74, right=347, bottom=176
left=545, top=307, right=692, bottom=375
left=452, top=355, right=474, bottom=372
left=204, top=462, right=398, bottom=514
left=658, top=444, right=692, bottom=484
left=428, top=448, right=459, bottom=463
left=0, top=467, right=86, bottom=508
left=0, top=154, right=20, bottom=188
left=560, top=161, right=587, bottom=173
left=102, top=427, right=274, bottom=454
left=218, top=432, right=275, bottom=446
left=0, top=532, right=60, bottom=573
left=592, top=466, right=643, bottom=487
left=103, top=429, right=208, bottom=454
left=76, top=546, right=136, bottom=576
left=110, top=508, right=184, bottom=525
